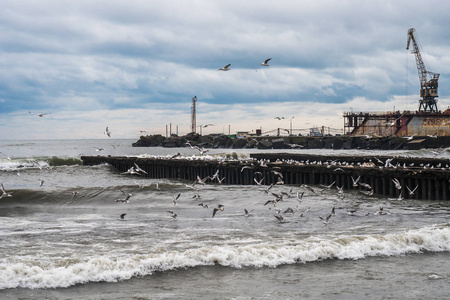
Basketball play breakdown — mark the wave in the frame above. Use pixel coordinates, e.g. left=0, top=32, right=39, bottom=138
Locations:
left=0, top=156, right=82, bottom=171
left=1, top=225, right=449, bottom=290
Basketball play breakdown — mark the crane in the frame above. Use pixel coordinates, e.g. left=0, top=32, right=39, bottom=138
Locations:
left=406, top=28, right=439, bottom=112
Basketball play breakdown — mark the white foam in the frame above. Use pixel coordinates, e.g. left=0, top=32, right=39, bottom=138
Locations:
left=1, top=225, right=449, bottom=290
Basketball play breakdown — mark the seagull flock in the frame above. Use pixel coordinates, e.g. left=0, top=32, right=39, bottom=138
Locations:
left=112, top=153, right=426, bottom=224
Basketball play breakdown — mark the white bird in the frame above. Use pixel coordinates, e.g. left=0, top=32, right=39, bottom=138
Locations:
left=0, top=183, right=13, bottom=199
left=392, top=178, right=402, bottom=190
left=218, top=64, right=231, bottom=71
left=134, top=163, right=148, bottom=175
left=0, top=152, right=11, bottom=160
left=261, top=58, right=272, bottom=66
left=104, top=127, right=111, bottom=137
left=351, top=176, right=361, bottom=187
left=254, top=177, right=265, bottom=186
left=406, top=184, right=419, bottom=197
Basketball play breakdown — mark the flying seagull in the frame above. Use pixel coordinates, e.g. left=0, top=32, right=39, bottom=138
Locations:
left=212, top=204, right=225, bottom=217
left=104, top=127, right=111, bottom=137
left=218, top=64, right=231, bottom=71
left=261, top=58, right=272, bottom=66
left=0, top=183, right=13, bottom=199
left=119, top=213, right=127, bottom=221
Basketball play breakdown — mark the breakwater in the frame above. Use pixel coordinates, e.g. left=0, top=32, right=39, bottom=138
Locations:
left=81, top=154, right=450, bottom=200
left=133, top=133, right=450, bottom=150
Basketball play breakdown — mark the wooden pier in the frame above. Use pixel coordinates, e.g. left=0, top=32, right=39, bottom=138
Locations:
left=81, top=154, right=450, bottom=200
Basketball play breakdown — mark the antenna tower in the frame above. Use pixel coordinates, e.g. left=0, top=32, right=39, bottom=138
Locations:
left=191, top=96, right=197, bottom=133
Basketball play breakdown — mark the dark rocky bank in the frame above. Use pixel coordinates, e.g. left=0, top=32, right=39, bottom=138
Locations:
left=132, top=133, right=450, bottom=150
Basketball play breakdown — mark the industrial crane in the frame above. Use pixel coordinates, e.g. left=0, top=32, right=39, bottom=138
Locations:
left=406, top=28, right=439, bottom=112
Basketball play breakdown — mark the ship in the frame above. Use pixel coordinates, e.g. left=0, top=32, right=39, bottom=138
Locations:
left=344, top=28, right=450, bottom=137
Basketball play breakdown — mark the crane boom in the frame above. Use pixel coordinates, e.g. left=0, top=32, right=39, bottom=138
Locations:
left=406, top=28, right=439, bottom=112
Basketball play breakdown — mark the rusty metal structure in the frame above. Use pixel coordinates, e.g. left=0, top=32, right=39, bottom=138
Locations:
left=407, top=28, right=440, bottom=112
left=344, top=28, right=448, bottom=137
left=344, top=109, right=450, bottom=137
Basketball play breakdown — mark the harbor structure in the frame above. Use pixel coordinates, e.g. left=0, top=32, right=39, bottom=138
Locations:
left=81, top=154, right=450, bottom=200
left=344, top=28, right=449, bottom=137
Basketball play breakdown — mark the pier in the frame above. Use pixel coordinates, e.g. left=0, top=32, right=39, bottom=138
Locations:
left=81, top=154, right=450, bottom=200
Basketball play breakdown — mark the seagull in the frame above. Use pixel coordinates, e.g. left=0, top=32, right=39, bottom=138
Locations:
left=358, top=182, right=372, bottom=190
left=198, top=203, right=208, bottom=209
left=261, top=58, right=272, bottom=66
left=155, top=183, right=161, bottom=190
left=94, top=147, right=105, bottom=152
left=254, top=177, right=265, bottom=186
left=351, top=176, right=361, bottom=187
left=274, top=117, right=285, bottom=120
left=300, top=184, right=315, bottom=194
left=115, top=191, right=132, bottom=203
left=244, top=208, right=254, bottom=217
left=274, top=214, right=285, bottom=222
left=212, top=204, right=225, bottom=217
left=167, top=210, right=177, bottom=219
left=320, top=181, right=336, bottom=190
left=375, top=207, right=387, bottom=215
left=217, top=176, right=226, bottom=184
left=172, top=193, right=181, bottom=206
left=264, top=183, right=274, bottom=194
left=392, top=178, right=402, bottom=190
left=134, top=163, right=148, bottom=175
left=283, top=207, right=295, bottom=214
left=104, top=127, right=111, bottom=137
left=0, top=152, right=11, bottom=160
left=0, top=183, right=13, bottom=199
left=406, top=184, right=418, bottom=197
left=195, top=175, right=210, bottom=185
left=121, top=166, right=141, bottom=176
left=296, top=191, right=304, bottom=202
left=38, top=179, right=45, bottom=187
left=388, top=192, right=404, bottom=201
left=218, top=64, right=231, bottom=71
left=119, top=213, right=127, bottom=221
left=72, top=191, right=80, bottom=198
left=319, top=213, right=332, bottom=225
left=271, top=170, right=283, bottom=179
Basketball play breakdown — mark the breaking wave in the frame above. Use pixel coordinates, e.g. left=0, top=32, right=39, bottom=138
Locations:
left=1, top=225, right=449, bottom=290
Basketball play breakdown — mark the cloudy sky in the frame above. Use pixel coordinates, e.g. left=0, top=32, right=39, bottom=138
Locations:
left=1, top=0, right=450, bottom=139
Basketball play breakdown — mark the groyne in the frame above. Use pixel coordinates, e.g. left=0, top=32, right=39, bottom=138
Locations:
left=132, top=133, right=450, bottom=150
left=81, top=154, right=450, bottom=200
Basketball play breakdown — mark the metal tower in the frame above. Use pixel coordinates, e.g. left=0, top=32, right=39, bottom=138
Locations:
left=191, top=96, right=197, bottom=133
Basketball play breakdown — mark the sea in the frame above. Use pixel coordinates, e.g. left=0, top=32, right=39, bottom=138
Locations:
left=0, top=139, right=449, bottom=300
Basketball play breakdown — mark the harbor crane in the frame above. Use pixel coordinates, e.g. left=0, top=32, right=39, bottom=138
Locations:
left=406, top=28, right=439, bottom=112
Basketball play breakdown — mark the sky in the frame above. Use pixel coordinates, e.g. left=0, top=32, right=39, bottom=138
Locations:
left=1, top=0, right=450, bottom=139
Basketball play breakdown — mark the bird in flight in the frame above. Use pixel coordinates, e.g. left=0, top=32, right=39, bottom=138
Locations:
left=261, top=58, right=272, bottom=66
left=218, top=64, right=231, bottom=71
left=104, top=127, right=111, bottom=137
